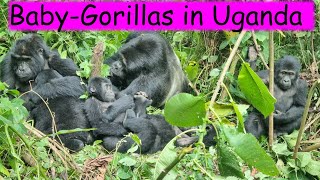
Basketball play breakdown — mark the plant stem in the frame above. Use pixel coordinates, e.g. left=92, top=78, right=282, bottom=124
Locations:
left=293, top=80, right=320, bottom=159
left=207, top=30, right=247, bottom=116
left=268, top=31, right=274, bottom=149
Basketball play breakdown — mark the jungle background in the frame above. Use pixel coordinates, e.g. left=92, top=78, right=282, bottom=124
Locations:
left=0, top=1, right=319, bottom=179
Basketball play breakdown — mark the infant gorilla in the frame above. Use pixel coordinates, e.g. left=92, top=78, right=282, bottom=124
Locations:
left=84, top=77, right=176, bottom=154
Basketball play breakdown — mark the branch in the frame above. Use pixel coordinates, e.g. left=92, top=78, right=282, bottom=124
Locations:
left=207, top=30, right=247, bottom=116
left=268, top=31, right=274, bottom=149
left=251, top=31, right=269, bottom=70
left=293, top=80, right=320, bottom=159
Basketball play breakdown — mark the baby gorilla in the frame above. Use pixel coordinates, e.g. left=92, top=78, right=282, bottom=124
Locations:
left=245, top=56, right=308, bottom=138
left=106, top=92, right=177, bottom=154
left=85, top=77, right=176, bottom=154
left=84, top=77, right=134, bottom=140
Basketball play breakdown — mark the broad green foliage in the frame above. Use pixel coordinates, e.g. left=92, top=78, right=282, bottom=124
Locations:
left=154, top=138, right=179, bottom=179
left=238, top=62, right=276, bottom=117
left=0, top=97, right=28, bottom=134
left=211, top=102, right=249, bottom=118
left=185, top=61, right=199, bottom=81
left=164, top=93, right=205, bottom=127
left=223, top=126, right=279, bottom=176
left=217, top=142, right=244, bottom=179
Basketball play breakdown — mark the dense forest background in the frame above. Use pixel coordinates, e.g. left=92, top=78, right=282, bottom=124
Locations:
left=0, top=1, right=319, bottom=179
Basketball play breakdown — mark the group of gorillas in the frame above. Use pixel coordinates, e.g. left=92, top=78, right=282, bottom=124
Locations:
left=0, top=32, right=308, bottom=153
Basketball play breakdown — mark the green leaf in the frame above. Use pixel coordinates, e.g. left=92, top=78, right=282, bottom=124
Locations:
left=154, top=138, right=178, bottom=179
left=219, top=40, right=229, bottom=50
left=101, top=64, right=110, bottom=77
left=297, top=152, right=312, bottom=168
left=272, top=143, right=292, bottom=156
left=185, top=61, right=199, bottom=81
left=208, top=55, right=218, bottom=63
left=130, top=133, right=141, bottom=145
left=61, top=50, right=67, bottom=59
left=217, top=142, right=244, bottom=178
left=0, top=160, right=10, bottom=176
left=117, top=168, right=132, bottom=179
left=238, top=62, right=276, bottom=117
left=173, top=31, right=185, bottom=42
left=164, top=93, right=205, bottom=127
left=119, top=157, right=137, bottom=167
left=305, top=159, right=320, bottom=178
left=223, top=126, right=279, bottom=176
left=231, top=101, right=245, bottom=133
left=211, top=102, right=249, bottom=118
left=254, top=32, right=268, bottom=42
left=209, top=68, right=220, bottom=78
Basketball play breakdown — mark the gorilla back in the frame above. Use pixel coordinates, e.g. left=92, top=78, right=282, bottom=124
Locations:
left=31, top=69, right=92, bottom=152
left=105, top=32, right=190, bottom=107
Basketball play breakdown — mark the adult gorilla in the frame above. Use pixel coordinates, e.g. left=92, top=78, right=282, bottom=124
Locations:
left=105, top=32, right=190, bottom=107
left=0, top=34, right=91, bottom=151
left=245, top=56, right=308, bottom=138
left=0, top=34, right=83, bottom=102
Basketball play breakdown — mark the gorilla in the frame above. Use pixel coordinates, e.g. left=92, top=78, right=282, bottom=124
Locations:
left=0, top=34, right=91, bottom=151
left=84, top=77, right=177, bottom=154
left=105, top=32, right=190, bottom=107
left=84, top=77, right=133, bottom=140
left=31, top=69, right=93, bottom=151
left=0, top=34, right=84, bottom=104
left=245, top=56, right=308, bottom=138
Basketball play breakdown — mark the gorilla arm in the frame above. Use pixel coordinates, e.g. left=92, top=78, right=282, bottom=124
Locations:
left=84, top=98, right=127, bottom=137
left=48, top=52, right=79, bottom=77
left=0, top=54, right=17, bottom=88
left=31, top=76, right=85, bottom=102
left=102, top=95, right=135, bottom=122
left=272, top=79, right=308, bottom=125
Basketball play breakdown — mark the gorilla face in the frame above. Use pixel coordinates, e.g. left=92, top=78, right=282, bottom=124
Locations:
left=11, top=37, right=47, bottom=83
left=277, top=70, right=296, bottom=90
left=88, top=77, right=116, bottom=102
left=275, top=56, right=300, bottom=91
left=110, top=60, right=126, bottom=79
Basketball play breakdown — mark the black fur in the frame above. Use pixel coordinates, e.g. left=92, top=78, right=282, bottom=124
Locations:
left=245, top=56, right=308, bottom=138
left=0, top=34, right=91, bottom=151
left=31, top=69, right=92, bottom=151
left=84, top=77, right=177, bottom=154
left=105, top=32, right=190, bottom=107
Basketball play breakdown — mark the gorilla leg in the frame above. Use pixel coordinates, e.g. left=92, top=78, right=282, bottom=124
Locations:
left=123, top=117, right=157, bottom=153
left=245, top=112, right=267, bottom=138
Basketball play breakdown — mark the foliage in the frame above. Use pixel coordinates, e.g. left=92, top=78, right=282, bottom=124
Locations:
left=164, top=93, right=205, bottom=127
left=0, top=0, right=319, bottom=179
left=238, top=62, right=276, bottom=117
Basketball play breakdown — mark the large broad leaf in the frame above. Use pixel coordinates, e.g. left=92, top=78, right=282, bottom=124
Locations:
left=238, top=62, right=276, bottom=117
left=223, top=126, right=279, bottom=176
left=153, top=138, right=179, bottom=180
left=164, top=93, right=205, bottom=127
left=210, top=102, right=249, bottom=118
left=217, top=142, right=244, bottom=178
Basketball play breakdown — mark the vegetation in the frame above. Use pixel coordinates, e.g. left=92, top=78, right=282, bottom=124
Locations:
left=0, top=1, right=319, bottom=179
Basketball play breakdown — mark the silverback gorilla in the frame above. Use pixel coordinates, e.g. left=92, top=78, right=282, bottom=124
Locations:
left=105, top=32, right=190, bottom=107
left=245, top=56, right=308, bottom=138
left=0, top=34, right=92, bottom=151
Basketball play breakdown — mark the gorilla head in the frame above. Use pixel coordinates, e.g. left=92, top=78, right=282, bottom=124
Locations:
left=10, top=34, right=51, bottom=83
left=87, top=77, right=116, bottom=102
left=275, top=56, right=301, bottom=90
